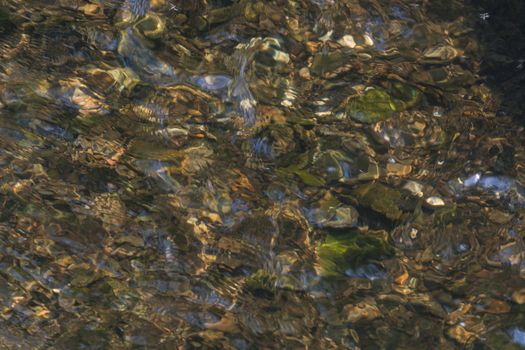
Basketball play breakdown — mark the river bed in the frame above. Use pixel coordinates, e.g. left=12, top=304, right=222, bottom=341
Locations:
left=0, top=0, right=525, bottom=348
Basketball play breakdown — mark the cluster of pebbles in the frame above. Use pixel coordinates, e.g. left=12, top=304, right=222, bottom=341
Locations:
left=0, top=0, right=524, bottom=348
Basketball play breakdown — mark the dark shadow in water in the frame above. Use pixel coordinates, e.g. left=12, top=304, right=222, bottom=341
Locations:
left=469, top=0, right=525, bottom=119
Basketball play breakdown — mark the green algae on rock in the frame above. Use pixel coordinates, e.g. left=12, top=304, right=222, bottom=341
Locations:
left=352, top=182, right=405, bottom=220
left=345, top=84, right=421, bottom=123
left=317, top=231, right=393, bottom=277
left=277, top=147, right=378, bottom=187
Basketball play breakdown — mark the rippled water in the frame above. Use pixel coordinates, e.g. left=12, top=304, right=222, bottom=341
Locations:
left=0, top=0, right=525, bottom=348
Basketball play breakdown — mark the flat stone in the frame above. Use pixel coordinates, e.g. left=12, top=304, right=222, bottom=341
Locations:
left=386, top=163, right=412, bottom=176
left=512, top=288, right=525, bottom=304
left=343, top=299, right=381, bottom=323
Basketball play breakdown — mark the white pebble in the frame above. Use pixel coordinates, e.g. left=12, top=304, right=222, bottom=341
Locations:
left=273, top=51, right=290, bottom=64
left=403, top=181, right=423, bottom=197
left=363, top=33, right=374, bottom=47
left=338, top=35, right=356, bottom=48
left=319, top=30, right=333, bottom=42
left=426, top=196, right=445, bottom=206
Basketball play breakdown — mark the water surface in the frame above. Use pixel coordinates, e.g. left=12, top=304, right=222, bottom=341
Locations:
left=0, top=0, right=525, bottom=348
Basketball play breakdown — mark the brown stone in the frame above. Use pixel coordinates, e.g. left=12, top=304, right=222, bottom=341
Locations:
left=386, top=163, right=412, bottom=177
left=484, top=299, right=511, bottom=314
left=512, top=288, right=525, bottom=304
left=343, top=299, right=381, bottom=323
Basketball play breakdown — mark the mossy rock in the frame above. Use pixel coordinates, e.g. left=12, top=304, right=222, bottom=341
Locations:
left=346, top=85, right=420, bottom=123
left=433, top=204, right=457, bottom=226
left=346, top=88, right=400, bottom=123
left=277, top=148, right=377, bottom=187
left=352, top=182, right=404, bottom=220
left=244, top=269, right=277, bottom=297
left=318, top=231, right=393, bottom=277
left=277, top=152, right=326, bottom=187
left=390, top=82, right=421, bottom=108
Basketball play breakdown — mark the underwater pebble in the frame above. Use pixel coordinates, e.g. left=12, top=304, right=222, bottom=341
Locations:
left=363, top=34, right=374, bottom=47
left=403, top=181, right=424, bottom=197
left=409, top=228, right=418, bottom=239
left=82, top=3, right=102, bottom=16
left=512, top=289, right=525, bottom=304
left=447, top=325, right=477, bottom=345
left=299, top=67, right=311, bottom=80
left=272, top=51, right=290, bottom=64
left=426, top=196, right=445, bottom=206
left=1, top=0, right=524, bottom=347
left=343, top=299, right=381, bottom=323
left=338, top=35, right=356, bottom=48
left=487, top=209, right=513, bottom=224
left=319, top=30, right=333, bottom=42
left=423, top=45, right=459, bottom=62
left=386, top=163, right=412, bottom=177
left=432, top=106, right=444, bottom=117
left=485, top=299, right=511, bottom=314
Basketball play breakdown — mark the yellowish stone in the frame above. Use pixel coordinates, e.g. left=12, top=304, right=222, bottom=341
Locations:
left=386, top=163, right=412, bottom=176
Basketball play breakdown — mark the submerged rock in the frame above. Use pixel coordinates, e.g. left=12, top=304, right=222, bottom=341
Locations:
left=311, top=149, right=378, bottom=184
left=0, top=0, right=524, bottom=347
left=317, top=231, right=393, bottom=277
left=307, top=192, right=359, bottom=229
left=423, top=45, right=459, bottom=64
left=117, top=28, right=178, bottom=84
left=449, top=173, right=525, bottom=207
left=426, top=196, right=445, bottom=207
left=352, top=182, right=405, bottom=220
left=343, top=298, right=382, bottom=323
left=277, top=146, right=379, bottom=188
left=310, top=50, right=351, bottom=76
left=346, top=83, right=420, bottom=123
left=311, top=149, right=354, bottom=183
left=134, top=13, right=165, bottom=39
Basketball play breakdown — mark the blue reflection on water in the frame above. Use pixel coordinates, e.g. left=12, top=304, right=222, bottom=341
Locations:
left=509, top=327, right=525, bottom=347
left=345, top=264, right=386, bottom=280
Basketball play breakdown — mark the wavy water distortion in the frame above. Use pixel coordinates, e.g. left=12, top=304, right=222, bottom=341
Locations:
left=0, top=0, right=524, bottom=348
